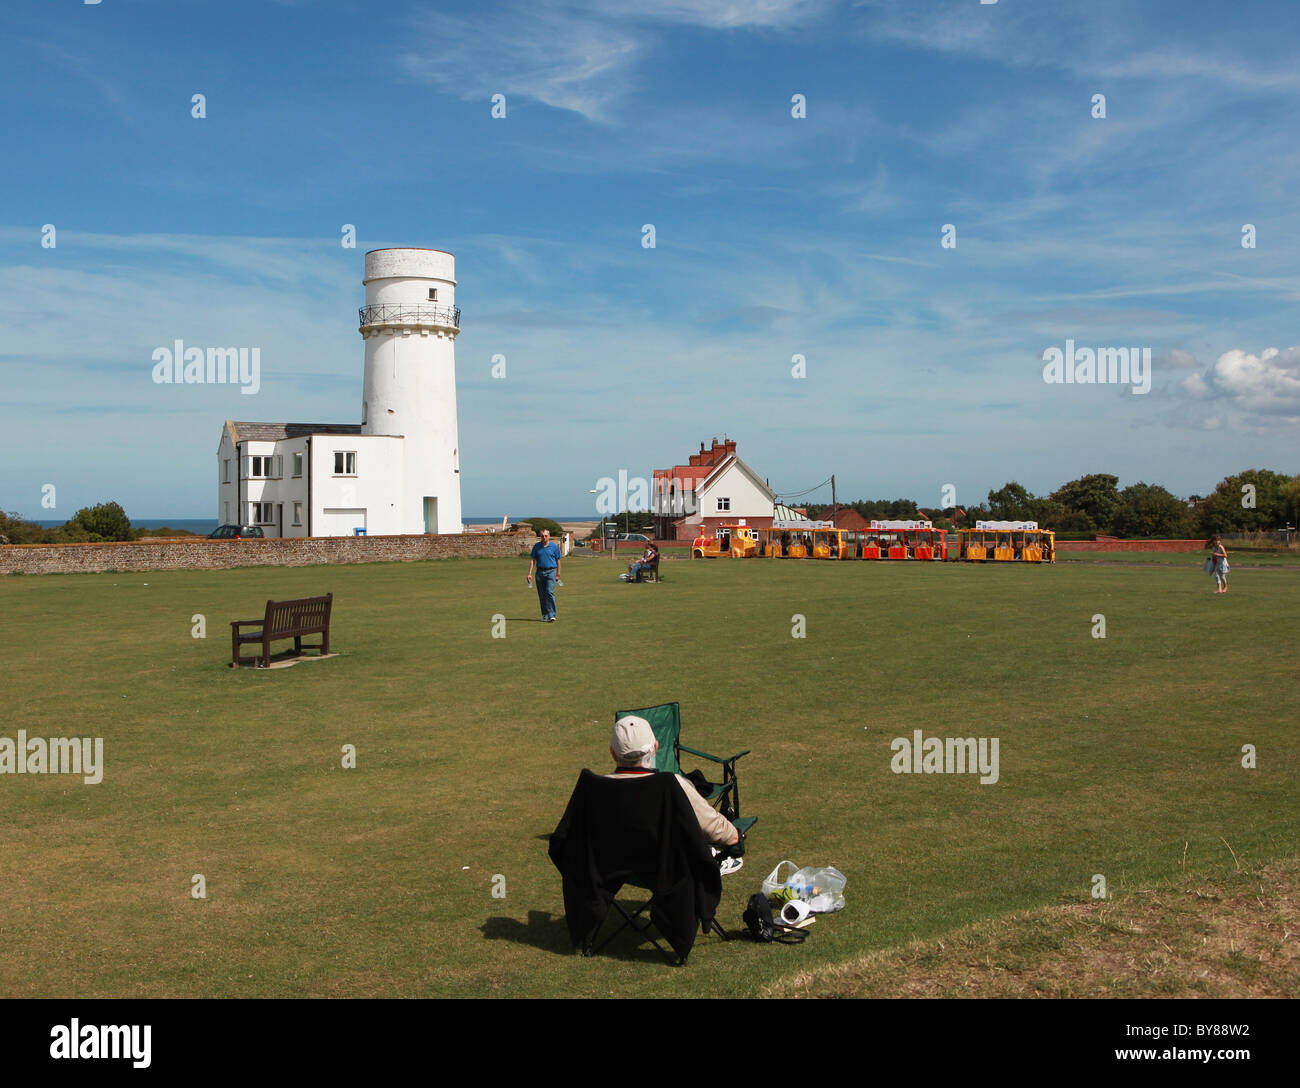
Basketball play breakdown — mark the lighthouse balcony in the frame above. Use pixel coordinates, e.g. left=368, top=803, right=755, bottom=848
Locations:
left=359, top=303, right=461, bottom=331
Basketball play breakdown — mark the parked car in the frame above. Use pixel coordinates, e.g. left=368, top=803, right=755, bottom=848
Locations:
left=207, top=525, right=265, bottom=540
left=616, top=532, right=651, bottom=542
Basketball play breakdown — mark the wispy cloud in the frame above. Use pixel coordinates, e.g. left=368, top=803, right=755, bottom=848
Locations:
left=400, top=0, right=832, bottom=121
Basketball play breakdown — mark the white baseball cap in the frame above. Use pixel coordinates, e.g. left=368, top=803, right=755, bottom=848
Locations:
left=611, top=715, right=656, bottom=765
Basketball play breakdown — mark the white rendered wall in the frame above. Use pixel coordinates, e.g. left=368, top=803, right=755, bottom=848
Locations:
left=309, top=434, right=404, bottom=537
left=360, top=248, right=463, bottom=535
left=699, top=462, right=775, bottom=520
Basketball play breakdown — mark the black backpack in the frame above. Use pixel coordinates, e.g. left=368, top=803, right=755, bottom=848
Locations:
left=742, top=893, right=809, bottom=944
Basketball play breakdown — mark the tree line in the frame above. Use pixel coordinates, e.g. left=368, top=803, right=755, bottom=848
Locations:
left=805, top=469, right=1300, bottom=539
left=1, top=502, right=161, bottom=545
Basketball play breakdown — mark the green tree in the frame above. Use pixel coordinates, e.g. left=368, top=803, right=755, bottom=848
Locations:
left=1281, top=475, right=1300, bottom=527
left=0, top=511, right=45, bottom=544
left=519, top=517, right=565, bottom=537
left=1050, top=474, right=1120, bottom=533
left=70, top=501, right=132, bottom=542
left=1111, top=483, right=1194, bottom=538
left=1196, top=469, right=1292, bottom=534
left=986, top=482, right=1037, bottom=521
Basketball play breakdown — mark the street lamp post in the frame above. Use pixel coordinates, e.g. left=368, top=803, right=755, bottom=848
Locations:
left=590, top=490, right=615, bottom=559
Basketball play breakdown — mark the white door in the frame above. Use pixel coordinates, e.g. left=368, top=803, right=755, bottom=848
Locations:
left=320, top=508, right=367, bottom=536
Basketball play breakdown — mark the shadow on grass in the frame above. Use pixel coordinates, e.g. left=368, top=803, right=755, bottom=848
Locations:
left=480, top=909, right=686, bottom=964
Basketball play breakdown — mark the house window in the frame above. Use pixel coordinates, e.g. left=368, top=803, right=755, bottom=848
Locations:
left=292, top=502, right=303, bottom=526
left=252, top=502, right=274, bottom=524
left=717, top=497, right=731, bottom=512
left=428, top=288, right=438, bottom=301
left=223, top=502, right=230, bottom=524
left=334, top=451, right=357, bottom=475
left=249, top=455, right=280, bottom=478
left=292, top=452, right=303, bottom=477
left=222, top=459, right=230, bottom=483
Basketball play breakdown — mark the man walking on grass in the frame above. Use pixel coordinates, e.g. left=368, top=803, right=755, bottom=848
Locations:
left=527, top=528, right=562, bottom=622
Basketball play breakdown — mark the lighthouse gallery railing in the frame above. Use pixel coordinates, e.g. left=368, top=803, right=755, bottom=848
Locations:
left=358, top=303, right=461, bottom=329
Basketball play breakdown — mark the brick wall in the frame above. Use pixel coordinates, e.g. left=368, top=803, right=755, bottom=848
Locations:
left=0, top=532, right=527, bottom=576
left=1053, top=539, right=1206, bottom=552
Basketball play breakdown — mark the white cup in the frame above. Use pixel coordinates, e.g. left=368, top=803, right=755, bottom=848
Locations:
left=780, top=900, right=811, bottom=925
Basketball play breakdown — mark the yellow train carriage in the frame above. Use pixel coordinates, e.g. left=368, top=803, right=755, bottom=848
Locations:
left=691, top=523, right=760, bottom=558
left=956, top=522, right=1055, bottom=563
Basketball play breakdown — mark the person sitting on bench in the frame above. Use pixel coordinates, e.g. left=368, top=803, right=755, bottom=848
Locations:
left=622, top=543, right=659, bottom=583
left=606, top=716, right=741, bottom=871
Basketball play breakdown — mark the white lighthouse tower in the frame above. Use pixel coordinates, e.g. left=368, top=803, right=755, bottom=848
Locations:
left=359, top=247, right=463, bottom=535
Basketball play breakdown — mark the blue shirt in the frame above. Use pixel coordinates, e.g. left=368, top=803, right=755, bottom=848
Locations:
left=531, top=541, right=561, bottom=570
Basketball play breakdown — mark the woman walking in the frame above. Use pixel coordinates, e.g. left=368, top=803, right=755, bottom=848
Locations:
left=1209, top=535, right=1230, bottom=594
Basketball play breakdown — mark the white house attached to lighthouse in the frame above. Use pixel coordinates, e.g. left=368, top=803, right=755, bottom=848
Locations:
left=215, top=248, right=464, bottom=537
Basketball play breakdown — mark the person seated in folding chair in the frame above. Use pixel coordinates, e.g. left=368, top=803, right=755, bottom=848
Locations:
left=619, top=543, right=659, bottom=583
left=607, top=715, right=743, bottom=874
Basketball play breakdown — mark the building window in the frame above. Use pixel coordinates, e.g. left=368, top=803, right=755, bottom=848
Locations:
left=223, top=502, right=230, bottom=524
left=222, top=459, right=230, bottom=483
left=717, top=497, right=731, bottom=512
left=292, top=452, right=303, bottom=477
left=334, top=451, right=357, bottom=475
left=248, top=455, right=281, bottom=479
left=252, top=502, right=274, bottom=524
left=428, top=288, right=438, bottom=301
left=292, top=502, right=303, bottom=526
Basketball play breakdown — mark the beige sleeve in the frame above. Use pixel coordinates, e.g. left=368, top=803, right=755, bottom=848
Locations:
left=675, top=775, right=738, bottom=847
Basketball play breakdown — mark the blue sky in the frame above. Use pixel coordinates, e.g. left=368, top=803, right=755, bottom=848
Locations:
left=2, top=0, right=1298, bottom=520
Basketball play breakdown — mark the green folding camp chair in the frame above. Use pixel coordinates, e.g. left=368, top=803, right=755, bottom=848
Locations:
left=614, top=702, right=757, bottom=843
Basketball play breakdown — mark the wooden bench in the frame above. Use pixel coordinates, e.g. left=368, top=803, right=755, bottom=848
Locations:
left=231, top=593, right=333, bottom=668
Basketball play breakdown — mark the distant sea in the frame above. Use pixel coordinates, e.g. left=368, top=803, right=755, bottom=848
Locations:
left=36, top=518, right=218, bottom=534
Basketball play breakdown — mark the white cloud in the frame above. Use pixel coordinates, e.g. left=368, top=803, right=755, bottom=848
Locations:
left=401, top=8, right=642, bottom=122
left=590, top=0, right=828, bottom=29
left=1207, top=346, right=1300, bottom=413
left=400, top=0, right=830, bottom=121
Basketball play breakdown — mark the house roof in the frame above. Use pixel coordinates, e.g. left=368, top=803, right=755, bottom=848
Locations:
left=773, top=503, right=810, bottom=522
left=697, top=455, right=777, bottom=501
left=654, top=466, right=711, bottom=487
left=225, top=420, right=365, bottom=444
left=825, top=507, right=870, bottom=530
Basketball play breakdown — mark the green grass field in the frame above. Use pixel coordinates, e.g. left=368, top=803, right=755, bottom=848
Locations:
left=2, top=555, right=1296, bottom=997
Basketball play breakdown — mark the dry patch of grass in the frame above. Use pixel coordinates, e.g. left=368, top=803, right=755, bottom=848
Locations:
left=766, top=855, right=1298, bottom=998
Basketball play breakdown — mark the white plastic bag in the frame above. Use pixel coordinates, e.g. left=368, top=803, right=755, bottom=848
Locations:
left=762, top=860, right=801, bottom=898
left=790, top=866, right=846, bottom=913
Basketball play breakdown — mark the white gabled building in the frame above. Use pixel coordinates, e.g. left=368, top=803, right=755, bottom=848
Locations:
left=652, top=437, right=778, bottom=541
left=215, top=248, right=463, bottom=537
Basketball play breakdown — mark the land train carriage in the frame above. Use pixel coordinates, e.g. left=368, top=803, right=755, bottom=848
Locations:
left=691, top=523, right=760, bottom=558
left=956, top=521, right=1056, bottom=563
left=860, top=520, right=948, bottom=560
left=756, top=520, right=948, bottom=560
left=756, top=522, right=833, bottom=557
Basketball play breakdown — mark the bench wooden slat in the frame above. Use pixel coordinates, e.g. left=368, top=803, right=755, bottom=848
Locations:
left=231, top=592, right=333, bottom=668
